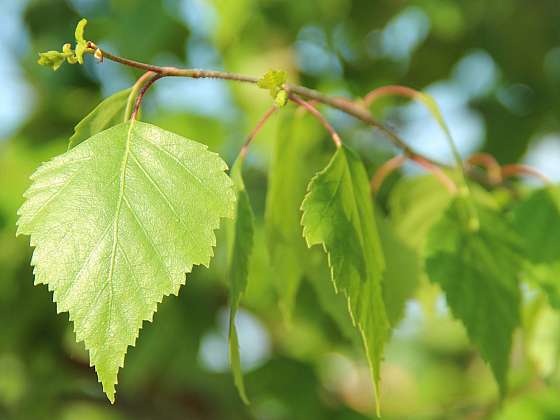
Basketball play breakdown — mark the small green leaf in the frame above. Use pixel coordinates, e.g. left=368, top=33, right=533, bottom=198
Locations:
left=301, top=145, right=389, bottom=415
left=425, top=198, right=522, bottom=396
left=37, top=50, right=69, bottom=71
left=68, top=88, right=132, bottom=150
left=257, top=69, right=287, bottom=91
left=274, top=89, right=288, bottom=107
left=74, top=18, right=89, bottom=64
left=17, top=121, right=236, bottom=402
left=258, top=69, right=287, bottom=106
left=226, top=157, right=255, bottom=404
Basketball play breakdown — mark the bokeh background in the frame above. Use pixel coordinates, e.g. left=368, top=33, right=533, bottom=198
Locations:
left=2, top=0, right=560, bottom=419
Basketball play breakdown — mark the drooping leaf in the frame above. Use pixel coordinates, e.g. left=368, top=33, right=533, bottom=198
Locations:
left=226, top=156, right=255, bottom=404
left=68, top=88, right=132, bottom=150
left=17, top=121, right=236, bottom=402
left=425, top=198, right=522, bottom=395
left=301, top=145, right=389, bottom=413
left=375, top=208, right=420, bottom=329
left=265, top=109, right=326, bottom=320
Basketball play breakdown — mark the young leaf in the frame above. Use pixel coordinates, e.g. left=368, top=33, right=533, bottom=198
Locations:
left=375, top=208, right=420, bottom=329
left=37, top=50, right=72, bottom=71
left=265, top=110, right=326, bottom=320
left=17, top=121, right=236, bottom=402
left=226, top=157, right=255, bottom=404
left=301, top=145, right=389, bottom=413
left=68, top=88, right=132, bottom=150
left=425, top=198, right=522, bottom=395
left=74, top=18, right=89, bottom=64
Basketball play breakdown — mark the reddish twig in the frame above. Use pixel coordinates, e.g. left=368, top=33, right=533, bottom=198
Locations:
left=289, top=94, right=342, bottom=148
left=130, top=73, right=164, bottom=121
left=410, top=155, right=458, bottom=194
left=239, top=106, right=278, bottom=158
left=370, top=155, right=406, bottom=193
left=125, top=71, right=156, bottom=121
left=501, top=164, right=550, bottom=184
left=363, top=85, right=419, bottom=107
left=465, top=153, right=502, bottom=185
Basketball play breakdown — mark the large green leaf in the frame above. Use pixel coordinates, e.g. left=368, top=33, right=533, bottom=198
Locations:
left=226, top=157, right=255, bottom=404
left=264, top=110, right=326, bottom=320
left=68, top=88, right=132, bottom=150
left=425, top=198, right=522, bottom=395
left=301, top=145, right=389, bottom=412
left=511, top=187, right=560, bottom=309
left=17, top=121, right=236, bottom=402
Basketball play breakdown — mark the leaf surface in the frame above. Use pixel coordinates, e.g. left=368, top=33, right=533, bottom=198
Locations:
left=68, top=88, right=132, bottom=150
left=511, top=187, right=560, bottom=308
left=226, top=157, right=255, bottom=404
left=17, top=121, right=235, bottom=402
left=301, top=145, right=389, bottom=412
left=425, top=198, right=522, bottom=395
left=265, top=110, right=326, bottom=319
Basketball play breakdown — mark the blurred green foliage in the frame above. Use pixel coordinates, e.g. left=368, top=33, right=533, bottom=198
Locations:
left=2, top=0, right=560, bottom=419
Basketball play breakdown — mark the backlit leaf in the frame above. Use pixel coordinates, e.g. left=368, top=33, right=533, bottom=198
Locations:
left=17, top=121, right=236, bottom=402
left=425, top=198, right=522, bottom=395
left=301, top=145, right=389, bottom=414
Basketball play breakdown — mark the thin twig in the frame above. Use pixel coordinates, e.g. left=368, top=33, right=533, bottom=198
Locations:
left=125, top=71, right=155, bottom=122
left=363, top=85, right=419, bottom=107
left=465, top=153, right=502, bottom=185
left=130, top=73, right=164, bottom=121
left=370, top=155, right=406, bottom=193
left=239, top=106, right=278, bottom=158
left=411, top=155, right=458, bottom=194
left=501, top=164, right=551, bottom=184
left=289, top=95, right=342, bottom=147
left=89, top=46, right=419, bottom=158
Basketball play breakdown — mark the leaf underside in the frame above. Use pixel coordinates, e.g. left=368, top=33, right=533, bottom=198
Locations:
left=425, top=199, right=521, bottom=396
left=301, top=145, right=389, bottom=413
left=68, top=88, right=132, bottom=150
left=17, top=121, right=235, bottom=402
